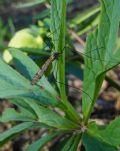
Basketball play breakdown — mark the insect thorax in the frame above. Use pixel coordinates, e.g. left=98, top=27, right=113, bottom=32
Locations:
left=53, top=52, right=61, bottom=60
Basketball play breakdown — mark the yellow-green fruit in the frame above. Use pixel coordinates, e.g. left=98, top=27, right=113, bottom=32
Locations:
left=3, top=28, right=43, bottom=63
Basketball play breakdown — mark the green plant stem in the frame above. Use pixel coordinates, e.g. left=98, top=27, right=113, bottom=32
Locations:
left=60, top=1, right=81, bottom=123
left=51, top=0, right=81, bottom=123
left=64, top=100, right=81, bottom=123
left=58, top=0, right=67, bottom=102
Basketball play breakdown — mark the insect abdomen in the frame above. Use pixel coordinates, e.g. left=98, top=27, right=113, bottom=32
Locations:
left=31, top=55, right=54, bottom=85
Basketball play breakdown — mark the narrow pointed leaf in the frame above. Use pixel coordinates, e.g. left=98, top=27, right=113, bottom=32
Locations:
left=0, top=59, right=59, bottom=106
left=0, top=108, right=36, bottom=122
left=16, top=0, right=45, bottom=8
left=9, top=98, right=38, bottom=116
left=0, top=122, right=34, bottom=146
left=26, top=132, right=60, bottom=151
left=61, top=134, right=81, bottom=151
left=26, top=100, right=79, bottom=130
left=9, top=48, right=57, bottom=96
left=70, top=5, right=100, bottom=28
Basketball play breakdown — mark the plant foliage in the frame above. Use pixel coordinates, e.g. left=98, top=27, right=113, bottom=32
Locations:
left=0, top=0, right=120, bottom=150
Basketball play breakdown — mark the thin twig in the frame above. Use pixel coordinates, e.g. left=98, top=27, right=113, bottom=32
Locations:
left=68, top=29, right=85, bottom=47
left=105, top=75, right=120, bottom=91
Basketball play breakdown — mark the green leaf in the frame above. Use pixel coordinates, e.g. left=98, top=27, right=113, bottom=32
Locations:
left=8, top=47, right=50, bottom=55
left=61, top=134, right=81, bottom=151
left=70, top=5, right=100, bottom=28
left=16, top=0, right=45, bottom=8
left=51, top=134, right=81, bottom=151
left=99, top=117, right=120, bottom=146
left=7, top=98, right=52, bottom=128
left=33, top=9, right=50, bottom=20
left=0, top=57, right=59, bottom=106
left=82, top=0, right=120, bottom=123
left=78, top=14, right=100, bottom=36
left=85, top=118, right=120, bottom=148
left=0, top=108, right=36, bottom=122
left=9, top=98, right=70, bottom=129
left=69, top=5, right=100, bottom=35
left=9, top=98, right=38, bottom=117
left=26, top=99, right=79, bottom=130
left=82, top=132, right=117, bottom=151
left=88, top=121, right=108, bottom=134
left=9, top=48, right=57, bottom=96
left=0, top=122, right=34, bottom=146
left=26, top=132, right=60, bottom=151
left=0, top=58, right=31, bottom=97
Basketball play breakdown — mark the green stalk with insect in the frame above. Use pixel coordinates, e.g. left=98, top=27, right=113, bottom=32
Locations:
left=51, top=0, right=81, bottom=123
left=51, top=0, right=66, bottom=100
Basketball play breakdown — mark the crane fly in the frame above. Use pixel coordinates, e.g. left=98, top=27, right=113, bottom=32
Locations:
left=30, top=25, right=113, bottom=101
left=31, top=45, right=105, bottom=86
left=31, top=23, right=65, bottom=85
left=31, top=52, right=62, bottom=85
left=30, top=45, right=105, bottom=102
left=30, top=48, right=93, bottom=101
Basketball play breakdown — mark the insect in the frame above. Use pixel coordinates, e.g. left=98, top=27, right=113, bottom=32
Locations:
left=31, top=48, right=94, bottom=101
left=30, top=25, right=110, bottom=101
left=31, top=44, right=105, bottom=85
left=31, top=51, right=62, bottom=85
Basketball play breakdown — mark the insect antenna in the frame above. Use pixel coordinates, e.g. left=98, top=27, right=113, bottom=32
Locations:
left=52, top=73, right=92, bottom=102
